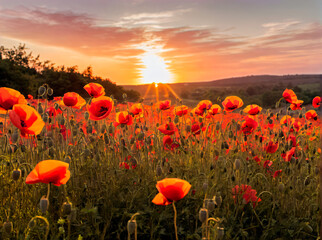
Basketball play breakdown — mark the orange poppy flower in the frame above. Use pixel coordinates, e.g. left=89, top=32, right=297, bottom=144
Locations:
left=208, top=104, right=222, bottom=115
left=174, top=105, right=188, bottom=117
left=9, top=104, right=45, bottom=136
left=243, top=104, right=262, bottom=115
left=130, top=103, right=143, bottom=116
left=62, top=92, right=86, bottom=109
left=312, top=96, right=321, bottom=108
left=0, top=87, right=27, bottom=114
left=280, top=115, right=292, bottom=125
left=158, top=122, right=176, bottom=135
left=222, top=96, right=244, bottom=112
left=84, top=83, right=105, bottom=98
left=305, top=110, right=318, bottom=121
left=158, top=100, right=171, bottom=110
left=282, top=89, right=298, bottom=103
left=87, top=96, right=114, bottom=121
left=26, top=160, right=70, bottom=186
left=191, top=107, right=204, bottom=116
left=115, top=111, right=133, bottom=126
left=290, top=100, right=303, bottom=110
left=197, top=100, right=212, bottom=111
left=152, top=178, right=191, bottom=205
left=241, top=117, right=258, bottom=135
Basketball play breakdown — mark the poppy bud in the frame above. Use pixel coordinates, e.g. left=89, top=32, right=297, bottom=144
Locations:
left=60, top=117, right=65, bottom=126
left=156, top=166, right=162, bottom=176
left=137, top=132, right=144, bottom=141
left=42, top=113, right=49, bottom=123
left=202, top=182, right=208, bottom=191
left=215, top=193, right=222, bottom=207
left=12, top=169, right=21, bottom=181
left=40, top=197, right=49, bottom=214
left=47, top=88, right=53, bottom=96
left=234, top=159, right=241, bottom=170
left=186, top=125, right=191, bottom=132
left=108, top=124, right=115, bottom=134
left=127, top=220, right=137, bottom=234
left=84, top=111, right=90, bottom=121
left=278, top=182, right=285, bottom=193
left=199, top=208, right=208, bottom=223
left=11, top=131, right=19, bottom=143
left=198, top=117, right=203, bottom=123
left=3, top=221, right=13, bottom=234
left=130, top=137, right=135, bottom=144
left=174, top=115, right=179, bottom=124
left=217, top=227, right=224, bottom=239
left=63, top=202, right=72, bottom=215
left=207, top=199, right=215, bottom=212
left=64, top=156, right=71, bottom=165
left=38, top=86, right=46, bottom=96
left=268, top=119, right=273, bottom=124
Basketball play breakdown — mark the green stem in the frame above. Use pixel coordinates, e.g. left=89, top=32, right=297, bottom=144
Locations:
left=172, top=202, right=178, bottom=240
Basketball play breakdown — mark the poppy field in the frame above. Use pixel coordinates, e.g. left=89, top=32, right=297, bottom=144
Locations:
left=0, top=84, right=320, bottom=239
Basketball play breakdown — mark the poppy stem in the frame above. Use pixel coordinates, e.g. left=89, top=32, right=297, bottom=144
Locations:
left=46, top=184, right=51, bottom=199
left=172, top=201, right=178, bottom=240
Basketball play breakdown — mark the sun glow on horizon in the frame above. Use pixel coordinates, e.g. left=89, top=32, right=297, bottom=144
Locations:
left=137, top=40, right=174, bottom=85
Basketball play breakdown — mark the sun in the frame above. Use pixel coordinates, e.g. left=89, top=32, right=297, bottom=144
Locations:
left=137, top=41, right=174, bottom=85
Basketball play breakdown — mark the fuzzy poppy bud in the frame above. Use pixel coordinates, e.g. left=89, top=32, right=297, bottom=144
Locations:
left=84, top=111, right=90, bottom=121
left=186, top=125, right=191, bottom=132
left=207, top=199, right=215, bottom=212
left=234, top=159, right=241, bottom=170
left=47, top=88, right=53, bottom=96
left=130, top=137, right=135, bottom=144
left=12, top=169, right=21, bottom=181
left=53, top=103, right=59, bottom=110
left=199, top=208, right=208, bottom=223
left=217, top=227, right=224, bottom=239
left=137, top=132, right=144, bottom=141
left=156, top=166, right=162, bottom=176
left=202, top=182, right=208, bottom=191
left=38, top=104, right=44, bottom=114
left=11, top=131, right=19, bottom=143
left=278, top=182, right=285, bottom=193
left=215, top=193, right=222, bottom=207
left=40, top=197, right=49, bottom=214
left=127, top=220, right=137, bottom=235
left=63, top=202, right=72, bottom=215
left=60, top=117, right=65, bottom=126
left=38, top=86, right=46, bottom=96
left=174, top=115, right=179, bottom=124
left=198, top=117, right=203, bottom=123
left=42, top=113, right=49, bottom=123
left=3, top=221, right=13, bottom=234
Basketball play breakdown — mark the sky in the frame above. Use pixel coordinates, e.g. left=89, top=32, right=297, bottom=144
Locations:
left=0, top=0, right=321, bottom=85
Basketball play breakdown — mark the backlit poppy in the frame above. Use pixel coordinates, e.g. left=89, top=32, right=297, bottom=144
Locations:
left=158, top=122, right=176, bottom=135
left=62, top=92, right=86, bottom=109
left=265, top=141, right=279, bottom=153
left=280, top=115, right=292, bottom=125
left=241, top=117, right=258, bottom=135
left=208, top=104, right=222, bottom=115
left=232, top=184, right=261, bottom=208
left=243, top=104, right=262, bottom=115
left=222, top=96, right=243, bottom=112
left=174, top=105, right=188, bottom=117
left=191, top=107, right=204, bottom=117
left=197, top=100, right=212, bottom=111
left=46, top=107, right=62, bottom=117
left=312, top=96, right=321, bottom=108
left=152, top=178, right=191, bottom=205
left=9, top=104, right=45, bottom=136
left=290, top=100, right=303, bottom=110
left=84, top=83, right=105, bottom=98
left=115, top=111, right=133, bottom=126
left=0, top=87, right=27, bottom=114
left=158, top=100, right=171, bottom=110
left=130, top=103, right=143, bottom=116
left=87, top=96, right=114, bottom=121
left=26, top=160, right=70, bottom=186
left=305, top=110, right=318, bottom=121
left=282, top=89, right=298, bottom=103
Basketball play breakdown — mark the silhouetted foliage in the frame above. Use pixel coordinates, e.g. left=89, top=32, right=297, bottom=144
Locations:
left=0, top=45, right=140, bottom=102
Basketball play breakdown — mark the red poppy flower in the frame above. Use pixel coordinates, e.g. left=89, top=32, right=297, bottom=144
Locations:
left=273, top=170, right=282, bottom=178
left=84, top=83, right=105, bottom=98
left=46, top=107, right=62, bottom=117
left=158, top=122, right=176, bottom=135
left=0, top=87, right=27, bottom=114
left=191, top=107, right=204, bottom=116
left=115, top=111, right=133, bottom=126
left=290, top=100, right=303, bottom=110
left=243, top=104, right=262, bottom=115
left=222, top=96, right=244, bottom=112
left=62, top=92, right=86, bottom=109
left=130, top=103, right=143, bottom=116
left=28, top=94, right=34, bottom=100
left=197, top=100, right=212, bottom=111
left=9, top=104, right=45, bottom=136
left=280, top=115, right=292, bottom=125
left=152, top=178, right=191, bottom=205
left=282, top=89, right=298, bottom=103
left=305, top=110, right=318, bottom=121
left=174, top=105, right=188, bottom=117
left=283, top=147, right=296, bottom=162
left=163, top=136, right=179, bottom=150
left=191, top=123, right=201, bottom=135
left=26, top=160, right=70, bottom=186
left=87, top=96, right=114, bottom=121
left=241, top=117, right=258, bottom=135
left=312, top=96, right=321, bottom=108
left=232, top=184, right=261, bottom=208
left=208, top=104, right=222, bottom=115
left=265, top=141, right=279, bottom=153
left=158, top=100, right=171, bottom=110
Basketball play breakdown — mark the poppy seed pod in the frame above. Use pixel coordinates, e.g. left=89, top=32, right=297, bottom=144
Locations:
left=199, top=208, right=208, bottom=223
left=63, top=202, right=72, bottom=215
left=127, top=220, right=137, bottom=234
left=38, top=86, right=46, bottom=96
left=40, top=197, right=49, bottom=214
left=234, top=159, right=241, bottom=170
left=12, top=169, right=21, bottom=181
left=3, top=221, right=13, bottom=234
left=47, top=88, right=53, bottom=96
left=207, top=199, right=215, bottom=212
